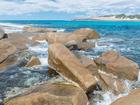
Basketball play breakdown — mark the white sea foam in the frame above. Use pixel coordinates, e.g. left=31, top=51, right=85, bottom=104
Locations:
left=39, top=57, right=48, bottom=66
left=29, top=40, right=48, bottom=66
left=5, top=87, right=27, bottom=99
left=29, top=46, right=48, bottom=53
left=0, top=22, right=26, bottom=33
left=138, top=71, right=140, bottom=81
left=56, top=28, right=65, bottom=32
left=94, top=91, right=128, bottom=105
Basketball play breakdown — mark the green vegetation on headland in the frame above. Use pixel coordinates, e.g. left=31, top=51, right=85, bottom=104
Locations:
left=103, top=14, right=140, bottom=19
left=74, top=14, right=140, bottom=21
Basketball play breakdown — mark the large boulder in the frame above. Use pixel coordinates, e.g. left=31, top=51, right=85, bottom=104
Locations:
left=47, top=29, right=99, bottom=44
left=0, top=54, right=18, bottom=70
left=5, top=83, right=88, bottom=105
left=31, top=33, right=48, bottom=41
left=98, top=72, right=127, bottom=94
left=73, top=28, right=100, bottom=39
left=3, top=32, right=32, bottom=50
left=65, top=41, right=95, bottom=50
left=25, top=56, right=41, bottom=67
left=48, top=43, right=97, bottom=92
left=0, top=40, right=17, bottom=63
left=111, top=88, right=140, bottom=105
left=32, top=28, right=100, bottom=44
left=23, top=27, right=57, bottom=33
left=95, top=51, right=139, bottom=81
left=0, top=28, right=5, bottom=39
left=78, top=56, right=98, bottom=76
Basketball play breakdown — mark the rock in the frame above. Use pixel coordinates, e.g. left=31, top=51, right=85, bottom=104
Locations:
left=73, top=28, right=100, bottom=39
left=47, top=31, right=99, bottom=44
left=31, top=33, right=48, bottom=41
left=3, top=32, right=32, bottom=50
left=5, top=83, right=88, bottom=105
left=47, top=32, right=76, bottom=44
left=23, top=27, right=57, bottom=33
left=0, top=40, right=17, bottom=63
left=25, top=56, right=41, bottom=67
left=66, top=41, right=95, bottom=50
left=47, top=32, right=96, bottom=44
left=78, top=56, right=98, bottom=75
left=98, top=71, right=127, bottom=94
left=0, top=28, right=5, bottom=39
left=3, top=33, right=8, bottom=39
left=48, top=67, right=59, bottom=77
left=111, top=88, right=140, bottom=105
left=26, top=56, right=40, bottom=66
left=32, top=29, right=99, bottom=44
left=16, top=51, right=33, bottom=67
left=48, top=43, right=97, bottom=92
left=0, top=55, right=18, bottom=70
left=95, top=51, right=139, bottom=81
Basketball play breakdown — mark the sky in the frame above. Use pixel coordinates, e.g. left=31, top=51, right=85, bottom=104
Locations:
left=0, top=0, right=140, bottom=20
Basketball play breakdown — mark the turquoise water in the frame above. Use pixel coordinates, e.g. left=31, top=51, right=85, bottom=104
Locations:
left=1, top=20, right=139, bottom=63
left=0, top=20, right=140, bottom=105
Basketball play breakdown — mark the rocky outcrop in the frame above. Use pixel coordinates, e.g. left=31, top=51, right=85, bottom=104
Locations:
left=65, top=41, right=95, bottom=50
left=48, top=43, right=97, bottom=92
left=5, top=83, right=88, bottom=105
left=78, top=56, right=98, bottom=75
left=25, top=56, right=41, bottom=67
left=73, top=28, right=100, bottom=39
left=95, top=51, right=139, bottom=81
left=31, top=33, right=48, bottom=41
left=111, top=88, right=140, bottom=105
left=98, top=71, right=127, bottom=94
left=47, top=29, right=99, bottom=44
left=0, top=28, right=5, bottom=39
left=0, top=28, right=8, bottom=40
left=0, top=40, right=17, bottom=63
left=0, top=55, right=18, bottom=70
left=3, top=32, right=32, bottom=50
left=32, top=28, right=100, bottom=45
left=23, top=27, right=57, bottom=33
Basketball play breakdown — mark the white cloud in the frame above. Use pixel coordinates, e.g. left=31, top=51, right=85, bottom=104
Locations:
left=0, top=0, right=140, bottom=16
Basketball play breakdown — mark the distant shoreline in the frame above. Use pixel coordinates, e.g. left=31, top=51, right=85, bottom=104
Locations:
left=73, top=19, right=140, bottom=22
left=73, top=16, right=140, bottom=22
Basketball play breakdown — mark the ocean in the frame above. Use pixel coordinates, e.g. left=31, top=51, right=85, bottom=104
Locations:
left=0, top=20, right=140, bottom=105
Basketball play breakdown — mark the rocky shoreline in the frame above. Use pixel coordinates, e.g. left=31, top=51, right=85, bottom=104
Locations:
left=0, top=27, right=140, bottom=105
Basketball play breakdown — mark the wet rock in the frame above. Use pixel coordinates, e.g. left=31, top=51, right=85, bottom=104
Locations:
left=23, top=27, right=57, bottom=33
left=0, top=28, right=5, bottom=40
left=0, top=55, right=18, bottom=70
left=0, top=40, right=17, bottom=63
left=73, top=28, right=100, bottom=39
left=47, top=30, right=99, bottom=44
left=98, top=71, right=127, bottom=94
left=78, top=56, right=98, bottom=75
left=48, top=67, right=59, bottom=77
left=25, top=56, right=41, bottom=67
left=32, top=29, right=100, bottom=44
left=95, top=51, right=139, bottom=81
left=0, top=50, right=33, bottom=71
left=3, top=32, right=32, bottom=50
left=16, top=51, right=33, bottom=67
left=48, top=43, right=97, bottom=92
left=66, top=41, right=95, bottom=50
left=5, top=83, right=88, bottom=105
left=111, top=88, right=140, bottom=105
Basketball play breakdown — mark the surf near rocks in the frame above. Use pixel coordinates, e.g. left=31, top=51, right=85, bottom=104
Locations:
left=1, top=27, right=140, bottom=105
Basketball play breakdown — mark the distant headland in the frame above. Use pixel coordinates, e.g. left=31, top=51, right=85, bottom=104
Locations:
left=74, top=14, right=140, bottom=21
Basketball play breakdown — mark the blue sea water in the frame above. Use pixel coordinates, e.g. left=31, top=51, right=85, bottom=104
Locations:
left=1, top=20, right=140, bottom=64
left=0, top=20, right=140, bottom=105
